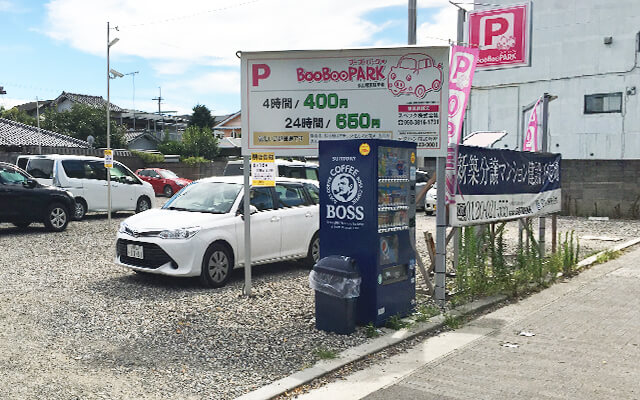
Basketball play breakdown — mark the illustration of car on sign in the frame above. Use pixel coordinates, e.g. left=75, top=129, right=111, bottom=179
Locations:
left=387, top=53, right=443, bottom=99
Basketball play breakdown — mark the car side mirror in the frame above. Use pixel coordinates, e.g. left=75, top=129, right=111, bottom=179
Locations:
left=23, top=179, right=37, bottom=189
left=237, top=205, right=259, bottom=218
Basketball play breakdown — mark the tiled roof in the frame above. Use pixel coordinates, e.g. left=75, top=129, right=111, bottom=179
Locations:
left=55, top=91, right=125, bottom=112
left=214, top=111, right=241, bottom=128
left=124, top=130, right=161, bottom=144
left=0, top=118, right=90, bottom=148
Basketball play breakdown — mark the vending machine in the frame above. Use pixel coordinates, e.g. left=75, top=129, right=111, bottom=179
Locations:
left=319, top=139, right=417, bottom=326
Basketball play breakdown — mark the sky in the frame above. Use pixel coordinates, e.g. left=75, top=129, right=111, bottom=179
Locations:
left=0, top=0, right=461, bottom=118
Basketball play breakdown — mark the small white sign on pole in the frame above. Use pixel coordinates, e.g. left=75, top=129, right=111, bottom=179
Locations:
left=250, top=152, right=276, bottom=187
left=104, top=149, right=114, bottom=168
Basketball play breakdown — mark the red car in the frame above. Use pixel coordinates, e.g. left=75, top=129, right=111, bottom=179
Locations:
left=135, top=168, right=192, bottom=197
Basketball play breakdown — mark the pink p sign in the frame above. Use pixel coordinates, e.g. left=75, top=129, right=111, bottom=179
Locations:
left=252, top=64, right=271, bottom=87
left=468, top=2, right=530, bottom=69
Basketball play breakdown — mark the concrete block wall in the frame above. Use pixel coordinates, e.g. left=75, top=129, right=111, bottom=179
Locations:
left=561, top=160, right=640, bottom=219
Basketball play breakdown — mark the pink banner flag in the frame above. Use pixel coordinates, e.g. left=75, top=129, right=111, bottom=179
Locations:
left=523, top=98, right=541, bottom=152
left=445, top=45, right=478, bottom=205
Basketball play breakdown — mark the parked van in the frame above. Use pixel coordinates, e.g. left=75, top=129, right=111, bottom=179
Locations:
left=16, top=155, right=156, bottom=220
left=223, top=159, right=319, bottom=180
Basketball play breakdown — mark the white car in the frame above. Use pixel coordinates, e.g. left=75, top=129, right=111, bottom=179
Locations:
left=16, top=154, right=155, bottom=219
left=424, top=183, right=437, bottom=215
left=114, top=176, right=320, bottom=288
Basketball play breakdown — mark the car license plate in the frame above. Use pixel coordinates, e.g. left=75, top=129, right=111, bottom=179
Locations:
left=127, top=244, right=144, bottom=259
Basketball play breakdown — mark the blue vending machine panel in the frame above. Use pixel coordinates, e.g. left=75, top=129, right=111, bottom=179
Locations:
left=319, top=139, right=417, bottom=326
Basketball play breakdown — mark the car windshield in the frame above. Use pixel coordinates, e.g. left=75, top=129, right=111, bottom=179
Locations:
left=159, top=170, right=179, bottom=179
left=162, top=181, right=241, bottom=214
left=0, top=165, right=28, bottom=184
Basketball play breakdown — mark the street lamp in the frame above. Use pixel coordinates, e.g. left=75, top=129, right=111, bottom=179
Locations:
left=107, top=21, right=120, bottom=223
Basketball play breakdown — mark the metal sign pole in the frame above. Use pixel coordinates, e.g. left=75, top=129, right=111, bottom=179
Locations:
left=538, top=93, right=550, bottom=257
left=243, top=155, right=252, bottom=296
left=435, top=157, right=447, bottom=305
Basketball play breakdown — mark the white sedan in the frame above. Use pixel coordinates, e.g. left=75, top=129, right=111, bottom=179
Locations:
left=114, top=176, right=320, bottom=288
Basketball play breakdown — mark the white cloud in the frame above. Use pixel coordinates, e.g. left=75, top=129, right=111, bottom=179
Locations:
left=417, top=4, right=459, bottom=46
left=43, top=0, right=452, bottom=64
left=42, top=0, right=455, bottom=112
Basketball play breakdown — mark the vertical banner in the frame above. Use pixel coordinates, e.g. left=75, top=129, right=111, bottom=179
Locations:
left=523, top=97, right=541, bottom=152
left=445, top=45, right=478, bottom=205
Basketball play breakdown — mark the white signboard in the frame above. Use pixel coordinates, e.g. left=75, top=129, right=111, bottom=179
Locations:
left=241, top=47, right=449, bottom=157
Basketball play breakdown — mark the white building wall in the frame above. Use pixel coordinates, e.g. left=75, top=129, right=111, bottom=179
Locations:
left=469, top=0, right=640, bottom=159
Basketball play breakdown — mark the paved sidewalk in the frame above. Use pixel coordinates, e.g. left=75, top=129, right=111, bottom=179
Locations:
left=298, top=245, right=640, bottom=400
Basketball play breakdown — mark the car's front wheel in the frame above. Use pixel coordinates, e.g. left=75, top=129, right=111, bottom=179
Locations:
left=163, top=185, right=174, bottom=197
left=136, top=197, right=151, bottom=213
left=44, top=203, right=69, bottom=232
left=200, top=243, right=234, bottom=288
left=74, top=199, right=87, bottom=220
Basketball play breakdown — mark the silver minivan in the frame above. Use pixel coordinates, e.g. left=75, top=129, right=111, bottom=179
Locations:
left=16, top=155, right=156, bottom=220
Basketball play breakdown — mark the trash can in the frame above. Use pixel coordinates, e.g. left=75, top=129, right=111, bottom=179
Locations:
left=309, top=256, right=361, bottom=335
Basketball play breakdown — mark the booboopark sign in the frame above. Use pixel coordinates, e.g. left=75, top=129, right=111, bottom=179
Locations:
left=241, top=46, right=449, bottom=157
left=467, top=2, right=531, bottom=69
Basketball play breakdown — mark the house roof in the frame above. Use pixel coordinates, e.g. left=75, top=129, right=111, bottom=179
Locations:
left=54, top=91, right=125, bottom=112
left=217, top=137, right=241, bottom=149
left=214, top=111, right=241, bottom=129
left=0, top=118, right=90, bottom=148
left=125, top=130, right=162, bottom=144
left=16, top=100, right=53, bottom=113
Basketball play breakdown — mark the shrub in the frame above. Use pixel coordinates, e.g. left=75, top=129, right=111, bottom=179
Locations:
left=131, top=150, right=164, bottom=165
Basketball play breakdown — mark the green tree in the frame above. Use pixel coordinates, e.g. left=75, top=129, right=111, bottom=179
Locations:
left=0, top=107, right=37, bottom=126
left=182, top=126, right=219, bottom=160
left=41, top=104, right=126, bottom=148
left=189, top=104, right=214, bottom=129
left=158, top=139, right=184, bottom=155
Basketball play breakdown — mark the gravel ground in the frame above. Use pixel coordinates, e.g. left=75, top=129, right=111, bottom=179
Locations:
left=1, top=202, right=638, bottom=399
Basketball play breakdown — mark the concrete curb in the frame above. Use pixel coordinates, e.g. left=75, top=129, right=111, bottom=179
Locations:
left=576, top=237, right=640, bottom=269
left=236, top=295, right=506, bottom=400
left=237, top=237, right=640, bottom=400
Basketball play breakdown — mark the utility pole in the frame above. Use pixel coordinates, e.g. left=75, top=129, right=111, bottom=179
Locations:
left=152, top=87, right=164, bottom=139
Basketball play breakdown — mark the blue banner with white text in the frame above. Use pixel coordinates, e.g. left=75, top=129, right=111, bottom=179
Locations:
left=451, top=145, right=561, bottom=226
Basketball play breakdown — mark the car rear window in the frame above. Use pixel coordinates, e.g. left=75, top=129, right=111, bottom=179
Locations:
left=305, top=167, right=319, bottom=181
left=26, top=159, right=54, bottom=179
left=275, top=184, right=308, bottom=208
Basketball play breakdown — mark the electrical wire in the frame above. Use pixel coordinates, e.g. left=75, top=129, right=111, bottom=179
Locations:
left=120, top=0, right=265, bottom=29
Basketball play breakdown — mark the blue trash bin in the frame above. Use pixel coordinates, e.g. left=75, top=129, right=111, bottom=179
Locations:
left=309, top=256, right=361, bottom=335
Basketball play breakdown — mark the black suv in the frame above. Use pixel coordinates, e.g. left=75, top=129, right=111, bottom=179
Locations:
left=0, top=162, right=75, bottom=232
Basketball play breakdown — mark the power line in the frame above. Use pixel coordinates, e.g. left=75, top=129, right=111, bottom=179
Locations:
left=121, top=0, right=265, bottom=29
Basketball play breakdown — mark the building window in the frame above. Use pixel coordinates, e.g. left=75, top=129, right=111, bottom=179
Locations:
left=584, top=92, right=622, bottom=114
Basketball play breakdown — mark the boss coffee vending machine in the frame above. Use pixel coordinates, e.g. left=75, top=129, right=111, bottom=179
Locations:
left=319, top=139, right=417, bottom=326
